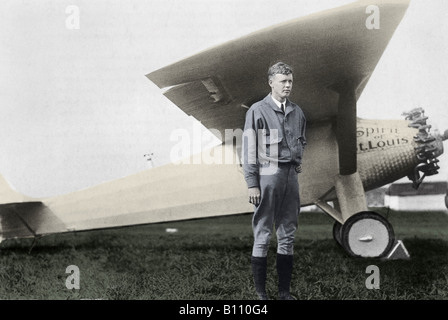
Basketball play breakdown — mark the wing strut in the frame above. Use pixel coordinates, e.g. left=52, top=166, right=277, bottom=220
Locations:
left=332, top=81, right=368, bottom=220
left=335, top=81, right=358, bottom=175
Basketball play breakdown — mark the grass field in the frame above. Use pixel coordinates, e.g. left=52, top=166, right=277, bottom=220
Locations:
left=0, top=209, right=447, bottom=300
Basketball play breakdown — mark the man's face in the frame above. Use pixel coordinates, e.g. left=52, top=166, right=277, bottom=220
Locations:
left=269, top=73, right=293, bottom=102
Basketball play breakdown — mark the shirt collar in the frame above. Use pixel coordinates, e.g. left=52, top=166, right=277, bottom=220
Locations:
left=270, top=94, right=286, bottom=109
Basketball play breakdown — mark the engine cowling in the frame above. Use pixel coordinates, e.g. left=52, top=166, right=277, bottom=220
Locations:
left=357, top=108, right=445, bottom=191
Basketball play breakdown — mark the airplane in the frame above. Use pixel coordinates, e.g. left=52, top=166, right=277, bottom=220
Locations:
left=0, top=0, right=446, bottom=259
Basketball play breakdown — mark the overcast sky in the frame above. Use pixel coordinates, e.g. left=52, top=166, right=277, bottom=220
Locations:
left=0, top=0, right=447, bottom=197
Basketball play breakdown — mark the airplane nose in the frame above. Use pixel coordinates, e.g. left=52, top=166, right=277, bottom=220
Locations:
left=442, top=129, right=448, bottom=141
left=403, top=108, right=445, bottom=158
left=403, top=107, right=445, bottom=188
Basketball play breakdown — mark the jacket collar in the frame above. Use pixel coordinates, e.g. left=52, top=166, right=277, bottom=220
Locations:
left=263, top=94, right=293, bottom=115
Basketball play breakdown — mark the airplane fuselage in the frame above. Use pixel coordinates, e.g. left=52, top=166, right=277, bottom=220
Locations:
left=0, top=114, right=445, bottom=243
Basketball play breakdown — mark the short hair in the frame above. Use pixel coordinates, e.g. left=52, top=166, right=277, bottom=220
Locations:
left=268, top=62, right=293, bottom=81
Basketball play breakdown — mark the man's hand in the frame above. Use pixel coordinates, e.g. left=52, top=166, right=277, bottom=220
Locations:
left=248, top=187, right=261, bottom=206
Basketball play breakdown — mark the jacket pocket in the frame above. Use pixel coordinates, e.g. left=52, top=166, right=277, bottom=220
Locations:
left=260, top=129, right=283, bottom=144
left=259, top=130, right=282, bottom=161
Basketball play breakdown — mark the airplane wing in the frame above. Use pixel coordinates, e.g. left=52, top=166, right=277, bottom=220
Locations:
left=147, top=0, right=411, bottom=141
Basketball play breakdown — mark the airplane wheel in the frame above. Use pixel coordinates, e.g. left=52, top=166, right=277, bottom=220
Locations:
left=332, top=222, right=343, bottom=247
left=341, top=211, right=395, bottom=258
left=445, top=194, right=448, bottom=209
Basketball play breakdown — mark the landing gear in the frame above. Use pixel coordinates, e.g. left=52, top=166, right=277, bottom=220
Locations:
left=337, top=211, right=395, bottom=258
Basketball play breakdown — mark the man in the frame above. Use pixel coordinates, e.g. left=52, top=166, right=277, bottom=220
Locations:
left=242, top=62, right=306, bottom=300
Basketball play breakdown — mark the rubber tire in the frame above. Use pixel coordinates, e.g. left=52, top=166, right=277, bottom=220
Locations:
left=341, top=211, right=395, bottom=258
left=445, top=194, right=448, bottom=210
left=332, top=222, right=343, bottom=247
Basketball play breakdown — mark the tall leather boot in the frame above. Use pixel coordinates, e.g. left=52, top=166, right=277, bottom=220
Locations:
left=251, top=256, right=269, bottom=300
left=276, top=253, right=296, bottom=300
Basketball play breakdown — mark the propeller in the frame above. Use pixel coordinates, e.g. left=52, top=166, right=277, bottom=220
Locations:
left=403, top=108, right=446, bottom=189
